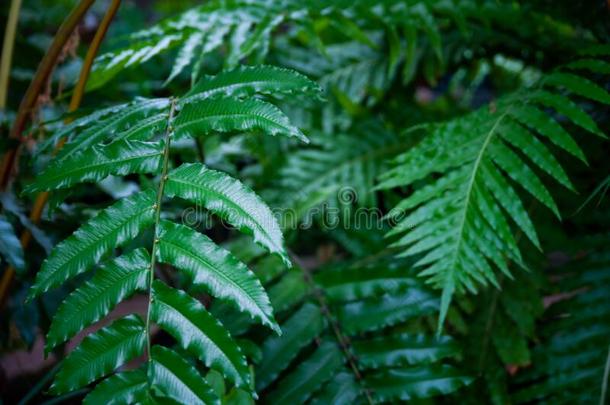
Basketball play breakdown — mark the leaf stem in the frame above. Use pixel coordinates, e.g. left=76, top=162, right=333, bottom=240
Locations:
left=290, top=251, right=376, bottom=405
left=0, top=0, right=96, bottom=190
left=145, top=98, right=176, bottom=361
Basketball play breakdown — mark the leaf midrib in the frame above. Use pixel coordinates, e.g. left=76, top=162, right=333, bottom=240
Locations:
left=446, top=111, right=509, bottom=288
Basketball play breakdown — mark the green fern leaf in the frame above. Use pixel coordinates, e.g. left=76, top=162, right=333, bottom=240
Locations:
left=149, top=345, right=219, bottom=405
left=50, top=315, right=146, bottom=394
left=45, top=249, right=150, bottom=352
left=156, top=220, right=278, bottom=333
left=27, top=190, right=156, bottom=300
left=315, top=262, right=417, bottom=301
left=544, top=71, right=610, bottom=105
left=0, top=215, right=24, bottom=272
left=353, top=334, right=460, bottom=369
left=265, top=340, right=344, bottom=404
left=44, top=98, right=169, bottom=160
left=83, top=369, right=148, bottom=405
left=165, top=163, right=289, bottom=265
left=150, top=280, right=250, bottom=388
left=184, top=65, right=322, bottom=103
left=276, top=124, right=403, bottom=214
left=174, top=97, right=307, bottom=142
left=337, top=290, right=438, bottom=334
left=256, top=303, right=325, bottom=391
left=165, top=31, right=205, bottom=84
left=309, top=372, right=360, bottom=405
left=365, top=366, right=473, bottom=401
left=26, top=140, right=163, bottom=193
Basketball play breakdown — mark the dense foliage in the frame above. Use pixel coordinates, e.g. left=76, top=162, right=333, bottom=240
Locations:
left=0, top=0, right=609, bottom=404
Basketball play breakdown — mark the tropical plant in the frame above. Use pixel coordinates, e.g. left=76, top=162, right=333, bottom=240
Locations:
left=24, top=65, right=321, bottom=403
left=1, top=0, right=610, bottom=404
left=378, top=53, right=610, bottom=329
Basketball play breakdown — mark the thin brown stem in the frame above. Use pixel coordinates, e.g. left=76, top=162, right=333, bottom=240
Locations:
left=0, top=0, right=23, bottom=110
left=289, top=251, right=376, bottom=405
left=0, top=0, right=122, bottom=307
left=0, top=0, right=96, bottom=190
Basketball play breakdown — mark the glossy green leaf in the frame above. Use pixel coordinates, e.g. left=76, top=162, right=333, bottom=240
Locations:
left=352, top=334, right=460, bottom=369
left=156, top=220, right=278, bottom=333
left=174, top=97, right=307, bottom=142
left=184, top=65, right=321, bottom=103
left=48, top=98, right=169, bottom=160
left=265, top=341, right=344, bottom=404
left=26, top=140, right=163, bottom=193
left=256, top=303, right=325, bottom=390
left=337, top=289, right=438, bottom=334
left=365, top=365, right=473, bottom=401
left=46, top=249, right=150, bottom=352
left=310, top=372, right=360, bottom=405
left=28, top=190, right=156, bottom=300
left=165, top=163, right=290, bottom=265
left=50, top=315, right=146, bottom=394
left=315, top=263, right=417, bottom=302
left=83, top=369, right=148, bottom=405
left=150, top=280, right=250, bottom=388
left=545, top=72, right=610, bottom=105
left=149, top=345, right=219, bottom=405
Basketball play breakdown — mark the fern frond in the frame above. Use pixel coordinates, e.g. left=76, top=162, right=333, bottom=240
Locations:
left=379, top=61, right=610, bottom=329
left=175, top=97, right=307, bottom=142
left=27, top=64, right=317, bottom=402
left=41, top=98, right=170, bottom=160
left=513, top=246, right=610, bottom=404
left=266, top=340, right=345, bottom=404
left=87, top=0, right=309, bottom=89
left=256, top=302, right=326, bottom=391
left=366, top=365, right=473, bottom=402
left=255, top=254, right=472, bottom=403
left=183, top=65, right=322, bottom=102
left=83, top=369, right=148, bottom=405
left=274, top=122, right=404, bottom=219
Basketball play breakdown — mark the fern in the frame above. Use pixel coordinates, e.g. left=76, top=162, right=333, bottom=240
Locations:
left=26, top=65, right=320, bottom=402
left=272, top=121, right=406, bottom=223
left=207, top=246, right=472, bottom=403
left=252, top=254, right=472, bottom=403
left=85, top=0, right=318, bottom=90
left=513, top=239, right=610, bottom=404
left=378, top=55, right=610, bottom=329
